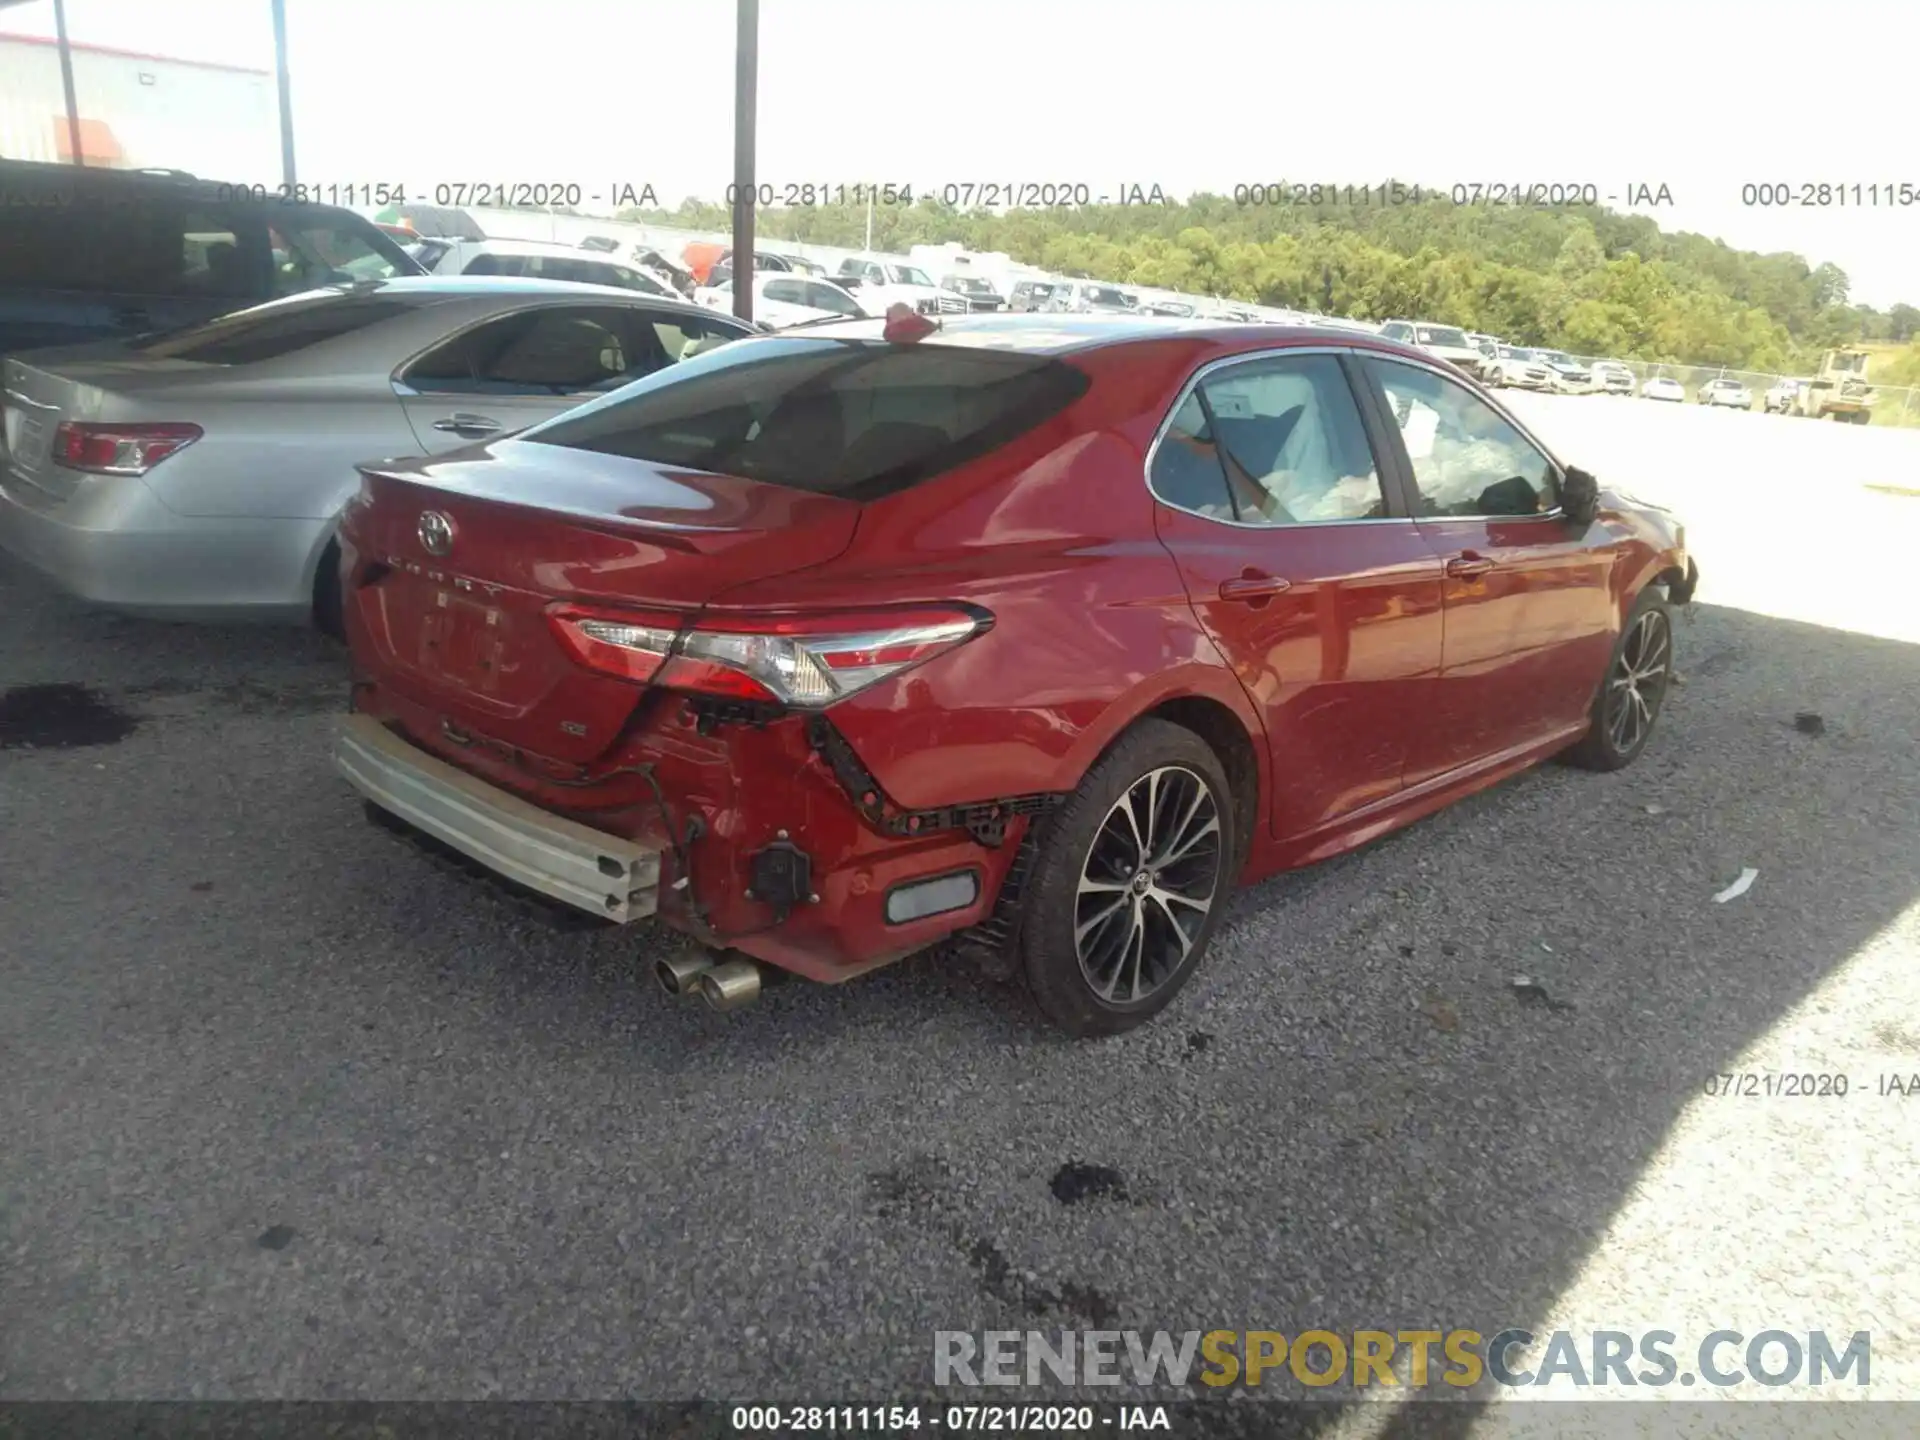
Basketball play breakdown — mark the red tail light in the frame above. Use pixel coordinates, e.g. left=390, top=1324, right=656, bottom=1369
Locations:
left=547, top=602, right=991, bottom=707
left=545, top=604, right=681, bottom=685
left=659, top=606, right=990, bottom=706
left=51, top=422, right=202, bottom=476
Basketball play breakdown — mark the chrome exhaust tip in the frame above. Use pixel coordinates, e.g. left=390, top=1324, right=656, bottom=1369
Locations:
left=656, top=951, right=716, bottom=997
left=695, top=958, right=763, bottom=1012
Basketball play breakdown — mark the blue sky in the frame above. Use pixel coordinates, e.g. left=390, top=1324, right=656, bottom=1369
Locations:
left=8, top=0, right=1919, bottom=308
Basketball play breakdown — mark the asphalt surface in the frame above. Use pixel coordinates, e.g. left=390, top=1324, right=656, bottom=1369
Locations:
left=3, top=394, right=1917, bottom=1427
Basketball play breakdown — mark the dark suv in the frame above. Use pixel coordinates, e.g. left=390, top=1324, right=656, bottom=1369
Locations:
left=0, top=160, right=424, bottom=357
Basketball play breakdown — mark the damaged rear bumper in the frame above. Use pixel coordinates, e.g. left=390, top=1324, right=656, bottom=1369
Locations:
left=335, top=713, right=661, bottom=922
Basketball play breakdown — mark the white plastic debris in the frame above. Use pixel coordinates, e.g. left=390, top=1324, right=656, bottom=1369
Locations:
left=1712, top=868, right=1759, bottom=904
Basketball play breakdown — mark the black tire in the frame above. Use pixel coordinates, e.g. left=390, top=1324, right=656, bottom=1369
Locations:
left=313, top=539, right=345, bottom=641
left=1019, top=719, right=1238, bottom=1037
left=1563, top=588, right=1674, bottom=772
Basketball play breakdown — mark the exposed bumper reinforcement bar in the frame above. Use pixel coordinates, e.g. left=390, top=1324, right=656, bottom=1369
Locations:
left=335, top=713, right=661, bottom=923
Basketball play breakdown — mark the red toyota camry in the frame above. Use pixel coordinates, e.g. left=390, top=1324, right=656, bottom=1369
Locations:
left=334, top=312, right=1697, bottom=1035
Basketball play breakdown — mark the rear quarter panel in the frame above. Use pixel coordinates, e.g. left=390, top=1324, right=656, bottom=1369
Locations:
left=706, top=337, right=1269, bottom=812
left=136, top=380, right=423, bottom=520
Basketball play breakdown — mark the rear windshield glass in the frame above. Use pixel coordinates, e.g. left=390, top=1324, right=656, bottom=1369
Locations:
left=520, top=337, right=1091, bottom=501
left=1415, top=326, right=1469, bottom=346
left=126, top=291, right=424, bottom=364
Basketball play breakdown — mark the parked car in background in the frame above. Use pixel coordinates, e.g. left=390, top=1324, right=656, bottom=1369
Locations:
left=373, top=203, right=486, bottom=241
left=1534, top=350, right=1596, bottom=394
left=1642, top=374, right=1685, bottom=402
left=834, top=257, right=966, bottom=315
left=1058, top=281, right=1138, bottom=314
left=1764, top=378, right=1807, bottom=414
left=0, top=158, right=424, bottom=357
left=1698, top=377, right=1753, bottom=410
left=696, top=272, right=870, bottom=327
left=617, top=247, right=695, bottom=297
left=939, top=275, right=1008, bottom=312
left=680, top=247, right=800, bottom=287
left=578, top=235, right=622, bottom=254
left=1591, top=361, right=1636, bottom=395
left=778, top=255, right=829, bottom=278
left=1141, top=300, right=1197, bottom=317
left=1008, top=279, right=1066, bottom=313
left=1466, top=331, right=1500, bottom=357
left=331, top=312, right=1696, bottom=1035
left=714, top=251, right=798, bottom=282
left=418, top=239, right=683, bottom=300
left=1305, top=315, right=1381, bottom=336
left=1481, top=346, right=1555, bottom=390
left=0, top=278, right=755, bottom=633
left=1376, top=321, right=1489, bottom=380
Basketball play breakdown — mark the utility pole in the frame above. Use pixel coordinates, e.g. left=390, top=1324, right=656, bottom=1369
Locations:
left=53, top=0, right=83, bottom=166
left=730, top=0, right=758, bottom=324
left=271, top=0, right=297, bottom=186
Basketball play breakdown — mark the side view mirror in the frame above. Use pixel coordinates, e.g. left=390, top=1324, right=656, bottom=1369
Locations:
left=1561, top=466, right=1601, bottom=528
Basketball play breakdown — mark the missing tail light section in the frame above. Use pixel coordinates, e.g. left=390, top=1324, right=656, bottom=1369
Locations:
left=682, top=695, right=787, bottom=735
left=804, top=714, right=1063, bottom=847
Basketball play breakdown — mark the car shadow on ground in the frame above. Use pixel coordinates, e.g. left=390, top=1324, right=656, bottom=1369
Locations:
left=3, top=568, right=1917, bottom=1414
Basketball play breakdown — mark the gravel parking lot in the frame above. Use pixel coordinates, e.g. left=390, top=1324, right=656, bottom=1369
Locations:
left=3, top=392, right=1917, bottom=1423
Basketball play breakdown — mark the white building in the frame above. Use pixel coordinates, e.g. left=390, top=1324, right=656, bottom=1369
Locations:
left=0, top=31, right=276, bottom=181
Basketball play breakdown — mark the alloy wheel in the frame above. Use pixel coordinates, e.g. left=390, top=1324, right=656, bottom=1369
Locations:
left=1606, top=608, right=1672, bottom=754
left=1073, top=766, right=1223, bottom=1004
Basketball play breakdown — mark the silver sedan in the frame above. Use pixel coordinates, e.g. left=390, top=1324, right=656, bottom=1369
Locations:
left=0, top=276, right=757, bottom=631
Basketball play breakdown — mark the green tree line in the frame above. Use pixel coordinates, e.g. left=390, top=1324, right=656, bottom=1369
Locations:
left=623, top=188, right=1920, bottom=375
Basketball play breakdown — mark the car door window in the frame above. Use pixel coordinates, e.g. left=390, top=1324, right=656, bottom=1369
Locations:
left=1367, top=359, right=1559, bottom=518
left=100, top=197, right=255, bottom=299
left=805, top=282, right=862, bottom=316
left=645, top=311, right=747, bottom=364
left=763, top=278, right=807, bottom=305
left=462, top=252, right=523, bottom=277
left=612, top=268, right=672, bottom=298
left=1149, top=354, right=1388, bottom=526
left=402, top=306, right=642, bottom=396
left=268, top=214, right=410, bottom=292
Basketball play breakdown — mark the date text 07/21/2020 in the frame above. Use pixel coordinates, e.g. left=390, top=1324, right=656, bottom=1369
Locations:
left=1705, top=1071, right=1920, bottom=1097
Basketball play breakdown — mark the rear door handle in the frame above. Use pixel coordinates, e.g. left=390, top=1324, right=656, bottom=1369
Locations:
left=1218, top=572, right=1292, bottom=603
left=432, top=413, right=502, bottom=437
left=1445, top=553, right=1495, bottom=577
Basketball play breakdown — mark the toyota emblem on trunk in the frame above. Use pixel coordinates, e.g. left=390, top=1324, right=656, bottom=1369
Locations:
left=417, top=511, right=454, bottom=556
